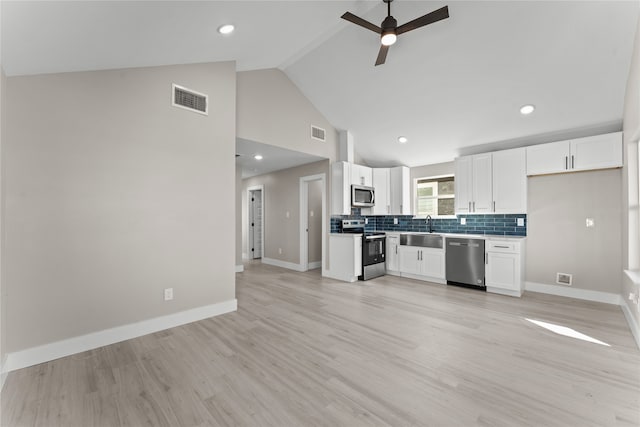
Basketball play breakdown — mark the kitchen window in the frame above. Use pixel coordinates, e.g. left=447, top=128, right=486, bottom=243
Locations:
left=415, top=175, right=455, bottom=217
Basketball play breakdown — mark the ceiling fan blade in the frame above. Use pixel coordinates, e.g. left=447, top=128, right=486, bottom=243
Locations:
left=396, top=5, right=449, bottom=35
left=375, top=44, right=389, bottom=66
left=341, top=12, right=382, bottom=34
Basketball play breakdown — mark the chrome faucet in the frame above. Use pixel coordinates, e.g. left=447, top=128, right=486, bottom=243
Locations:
left=426, top=215, right=433, bottom=233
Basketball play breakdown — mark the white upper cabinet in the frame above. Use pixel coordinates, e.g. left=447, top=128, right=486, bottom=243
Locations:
left=455, top=154, right=493, bottom=214
left=492, top=148, right=527, bottom=214
left=455, top=149, right=526, bottom=214
left=390, top=166, right=411, bottom=215
left=454, top=156, right=473, bottom=213
left=371, top=168, right=390, bottom=215
left=571, top=133, right=623, bottom=172
left=471, top=153, right=493, bottom=213
left=526, top=132, right=622, bottom=176
left=331, top=161, right=351, bottom=215
left=350, top=164, right=373, bottom=187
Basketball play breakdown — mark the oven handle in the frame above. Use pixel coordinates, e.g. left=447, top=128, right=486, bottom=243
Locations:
left=365, top=235, right=385, bottom=240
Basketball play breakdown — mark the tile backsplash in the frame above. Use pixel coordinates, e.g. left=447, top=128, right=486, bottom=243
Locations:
left=331, top=208, right=526, bottom=236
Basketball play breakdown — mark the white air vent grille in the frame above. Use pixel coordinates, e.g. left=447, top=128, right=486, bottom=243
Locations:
left=311, top=125, right=326, bottom=142
left=172, top=84, right=208, bottom=115
left=556, top=272, right=573, bottom=286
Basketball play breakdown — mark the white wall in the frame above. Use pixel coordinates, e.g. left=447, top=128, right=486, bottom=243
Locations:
left=0, top=66, right=6, bottom=377
left=4, top=62, right=236, bottom=353
left=622, top=14, right=640, bottom=340
left=526, top=169, right=622, bottom=294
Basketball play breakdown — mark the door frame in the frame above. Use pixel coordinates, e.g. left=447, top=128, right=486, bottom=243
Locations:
left=299, top=173, right=327, bottom=275
left=247, top=184, right=264, bottom=261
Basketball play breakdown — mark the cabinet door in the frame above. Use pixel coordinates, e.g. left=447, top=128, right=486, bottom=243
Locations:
left=486, top=252, right=519, bottom=291
left=454, top=156, right=473, bottom=213
left=472, top=153, right=493, bottom=213
left=390, top=166, right=411, bottom=215
left=351, top=164, right=373, bottom=186
left=526, top=141, right=570, bottom=176
left=372, top=168, right=390, bottom=215
left=398, top=246, right=421, bottom=275
left=492, top=148, right=527, bottom=213
left=571, top=132, right=622, bottom=171
left=331, top=161, right=351, bottom=215
left=421, top=249, right=445, bottom=279
left=386, top=236, right=399, bottom=272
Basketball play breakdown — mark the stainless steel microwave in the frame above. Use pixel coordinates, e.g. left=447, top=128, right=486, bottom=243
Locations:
left=351, top=185, right=375, bottom=207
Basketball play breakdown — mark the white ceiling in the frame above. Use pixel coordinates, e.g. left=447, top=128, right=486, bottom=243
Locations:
left=2, top=1, right=639, bottom=171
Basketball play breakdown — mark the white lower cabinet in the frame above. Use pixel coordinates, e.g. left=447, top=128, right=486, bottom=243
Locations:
left=328, top=234, right=362, bottom=282
left=398, top=245, right=445, bottom=283
left=386, top=234, right=400, bottom=274
left=485, top=239, right=525, bottom=297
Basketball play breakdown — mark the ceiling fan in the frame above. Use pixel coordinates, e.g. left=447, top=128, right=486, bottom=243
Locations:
left=341, top=0, right=449, bottom=66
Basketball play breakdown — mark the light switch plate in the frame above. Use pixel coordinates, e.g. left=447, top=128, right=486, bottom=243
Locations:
left=586, top=218, right=595, bottom=228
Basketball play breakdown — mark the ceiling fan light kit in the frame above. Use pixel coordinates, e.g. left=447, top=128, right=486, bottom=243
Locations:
left=341, top=0, right=449, bottom=66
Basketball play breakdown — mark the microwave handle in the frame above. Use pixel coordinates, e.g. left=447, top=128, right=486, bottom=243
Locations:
left=370, top=190, right=375, bottom=204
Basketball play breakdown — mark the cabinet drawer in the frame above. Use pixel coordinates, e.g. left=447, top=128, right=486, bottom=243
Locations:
left=486, top=241, right=517, bottom=253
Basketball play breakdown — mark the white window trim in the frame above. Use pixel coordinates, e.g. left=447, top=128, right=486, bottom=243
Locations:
left=413, top=174, right=456, bottom=219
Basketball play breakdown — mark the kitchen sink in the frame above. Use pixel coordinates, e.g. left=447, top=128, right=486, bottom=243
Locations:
left=400, top=233, right=443, bottom=249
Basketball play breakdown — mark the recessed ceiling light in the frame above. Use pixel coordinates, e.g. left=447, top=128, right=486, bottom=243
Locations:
left=520, top=104, right=535, bottom=115
left=218, top=24, right=235, bottom=35
left=254, top=154, right=263, bottom=160
left=398, top=136, right=408, bottom=144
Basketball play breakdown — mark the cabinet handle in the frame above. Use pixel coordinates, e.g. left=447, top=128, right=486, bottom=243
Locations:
left=485, top=253, right=488, bottom=264
left=395, top=246, right=397, bottom=255
left=494, top=245, right=510, bottom=249
left=472, top=201, right=475, bottom=212
left=388, top=205, right=390, bottom=214
left=565, top=156, right=568, bottom=170
left=571, top=155, right=574, bottom=169
left=468, top=201, right=471, bottom=212
left=493, top=201, right=496, bottom=212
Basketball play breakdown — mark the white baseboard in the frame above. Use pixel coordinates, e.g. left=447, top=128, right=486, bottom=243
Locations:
left=235, top=264, right=244, bottom=273
left=0, top=355, right=7, bottom=391
left=308, top=261, right=322, bottom=270
left=525, top=281, right=621, bottom=305
left=620, top=300, right=640, bottom=350
left=4, top=299, right=237, bottom=374
left=262, top=257, right=305, bottom=272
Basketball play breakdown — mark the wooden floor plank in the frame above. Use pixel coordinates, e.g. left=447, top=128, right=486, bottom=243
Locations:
left=2, top=261, right=639, bottom=426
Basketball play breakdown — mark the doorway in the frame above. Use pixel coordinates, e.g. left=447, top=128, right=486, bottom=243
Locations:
left=247, top=185, right=264, bottom=260
left=299, top=174, right=327, bottom=273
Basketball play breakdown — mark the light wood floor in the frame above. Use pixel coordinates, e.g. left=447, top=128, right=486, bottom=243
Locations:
left=2, top=261, right=639, bottom=426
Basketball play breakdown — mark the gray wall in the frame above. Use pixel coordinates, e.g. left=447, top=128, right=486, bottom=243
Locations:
left=236, top=69, right=337, bottom=162
left=5, top=62, right=236, bottom=352
left=526, top=169, right=622, bottom=293
left=242, top=160, right=329, bottom=266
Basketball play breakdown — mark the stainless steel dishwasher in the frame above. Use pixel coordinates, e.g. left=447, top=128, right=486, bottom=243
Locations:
left=445, top=237, right=486, bottom=289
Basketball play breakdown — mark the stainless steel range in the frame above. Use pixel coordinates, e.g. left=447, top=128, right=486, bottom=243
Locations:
left=340, top=219, right=386, bottom=280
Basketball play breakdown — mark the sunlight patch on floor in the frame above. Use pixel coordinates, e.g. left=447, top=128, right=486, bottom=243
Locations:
left=525, top=318, right=610, bottom=347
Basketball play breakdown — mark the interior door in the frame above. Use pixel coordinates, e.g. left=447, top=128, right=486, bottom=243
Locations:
left=250, top=190, right=262, bottom=259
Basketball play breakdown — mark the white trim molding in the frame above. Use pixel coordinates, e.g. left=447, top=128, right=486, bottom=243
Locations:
left=621, top=300, right=640, bottom=350
left=262, top=257, right=305, bottom=272
left=4, top=299, right=237, bottom=373
left=235, top=264, right=244, bottom=273
left=525, top=281, right=622, bottom=305
left=1, top=355, right=8, bottom=391
left=308, top=261, right=322, bottom=270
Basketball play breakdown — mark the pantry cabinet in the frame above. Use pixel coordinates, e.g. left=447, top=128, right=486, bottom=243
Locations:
left=526, top=132, right=622, bottom=176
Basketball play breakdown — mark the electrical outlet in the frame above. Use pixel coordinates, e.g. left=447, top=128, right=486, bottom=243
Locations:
left=364, top=218, right=368, bottom=225
left=586, top=218, right=595, bottom=228
left=393, top=218, right=398, bottom=225
left=460, top=218, right=466, bottom=225
left=278, top=248, right=282, bottom=255
left=517, top=218, right=525, bottom=227
left=164, top=288, right=174, bottom=301
left=286, top=211, right=290, bottom=218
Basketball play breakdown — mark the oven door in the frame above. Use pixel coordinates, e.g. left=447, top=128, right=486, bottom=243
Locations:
left=363, top=235, right=385, bottom=266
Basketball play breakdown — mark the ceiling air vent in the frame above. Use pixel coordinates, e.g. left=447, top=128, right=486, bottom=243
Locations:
left=311, top=125, right=326, bottom=142
left=172, top=84, right=208, bottom=115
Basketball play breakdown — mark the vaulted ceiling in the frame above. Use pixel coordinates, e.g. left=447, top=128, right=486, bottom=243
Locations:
left=3, top=1, right=638, bottom=169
